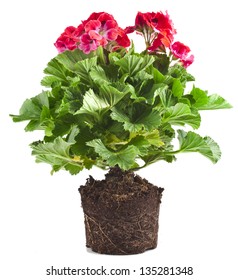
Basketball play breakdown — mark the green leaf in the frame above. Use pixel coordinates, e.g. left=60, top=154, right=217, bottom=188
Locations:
left=87, top=139, right=139, bottom=170
left=74, top=57, right=98, bottom=85
left=177, top=130, right=221, bottom=163
left=141, top=151, right=176, bottom=166
left=99, top=84, right=128, bottom=106
left=56, top=49, right=94, bottom=72
left=128, top=136, right=150, bottom=157
left=168, top=64, right=195, bottom=84
left=146, top=83, right=169, bottom=105
left=74, top=89, right=109, bottom=120
left=138, top=109, right=162, bottom=130
left=139, top=55, right=156, bottom=70
left=111, top=108, right=137, bottom=131
left=152, top=67, right=165, bottom=83
left=66, top=75, right=81, bottom=87
left=67, top=125, right=80, bottom=144
left=135, top=70, right=153, bottom=82
left=153, top=53, right=171, bottom=74
left=43, top=57, right=72, bottom=83
left=172, top=78, right=184, bottom=98
left=203, top=136, right=222, bottom=163
left=71, top=126, right=95, bottom=156
left=191, top=87, right=232, bottom=110
left=198, top=94, right=231, bottom=110
left=11, top=99, right=41, bottom=122
left=63, top=87, right=84, bottom=113
left=31, top=137, right=87, bottom=174
left=209, top=94, right=232, bottom=109
left=142, top=130, right=164, bottom=147
left=163, top=103, right=201, bottom=129
left=10, top=91, right=49, bottom=122
left=41, top=75, right=60, bottom=87
left=190, top=87, right=208, bottom=108
left=75, top=86, right=127, bottom=121
left=90, top=65, right=110, bottom=85
left=115, top=54, right=154, bottom=76
left=111, top=108, right=161, bottom=132
left=156, top=87, right=173, bottom=108
left=39, top=105, right=54, bottom=136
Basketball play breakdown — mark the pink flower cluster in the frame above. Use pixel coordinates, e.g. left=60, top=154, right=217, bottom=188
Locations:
left=54, top=12, right=130, bottom=54
left=54, top=11, right=194, bottom=68
left=126, top=11, right=194, bottom=67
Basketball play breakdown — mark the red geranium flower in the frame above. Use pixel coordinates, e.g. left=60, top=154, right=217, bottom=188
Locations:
left=82, top=12, right=115, bottom=26
left=124, top=25, right=136, bottom=34
left=54, top=26, right=83, bottom=53
left=134, top=11, right=175, bottom=34
left=79, top=12, right=121, bottom=51
left=131, top=11, right=176, bottom=48
left=182, top=55, right=194, bottom=68
left=135, top=12, right=155, bottom=30
left=84, top=18, right=119, bottom=47
left=148, top=30, right=174, bottom=51
left=171, top=41, right=190, bottom=57
left=115, top=27, right=130, bottom=48
left=151, top=11, right=175, bottom=34
left=53, top=10, right=193, bottom=68
left=171, top=41, right=194, bottom=67
left=78, top=33, right=100, bottom=54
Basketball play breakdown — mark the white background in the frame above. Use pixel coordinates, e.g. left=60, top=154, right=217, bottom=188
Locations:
left=1, top=0, right=237, bottom=279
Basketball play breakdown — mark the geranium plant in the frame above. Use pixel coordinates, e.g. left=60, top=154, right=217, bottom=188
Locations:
left=10, top=11, right=231, bottom=254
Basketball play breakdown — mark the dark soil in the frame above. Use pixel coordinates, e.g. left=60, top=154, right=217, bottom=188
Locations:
left=79, top=167, right=164, bottom=255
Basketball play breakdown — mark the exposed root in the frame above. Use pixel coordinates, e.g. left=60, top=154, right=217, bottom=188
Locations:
left=79, top=167, right=164, bottom=255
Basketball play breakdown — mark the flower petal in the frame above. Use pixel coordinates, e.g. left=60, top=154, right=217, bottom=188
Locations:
left=88, top=30, right=102, bottom=40
left=182, top=55, right=194, bottom=68
left=104, top=20, right=118, bottom=30
left=116, top=27, right=130, bottom=47
left=98, top=12, right=115, bottom=23
left=105, top=28, right=118, bottom=40
left=171, top=41, right=191, bottom=58
left=84, top=20, right=101, bottom=32
left=153, top=11, right=176, bottom=34
left=79, top=34, right=100, bottom=53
